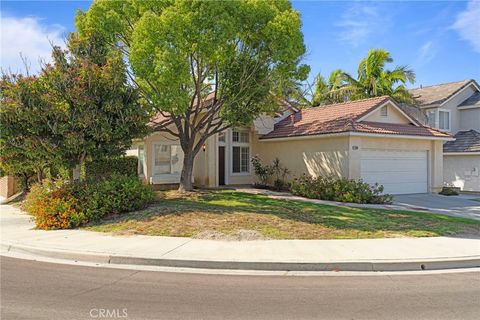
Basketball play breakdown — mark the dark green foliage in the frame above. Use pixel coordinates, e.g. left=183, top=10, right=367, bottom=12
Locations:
left=290, top=174, right=393, bottom=204
left=24, top=176, right=155, bottom=229
left=86, top=156, right=138, bottom=179
left=439, top=187, right=460, bottom=196
left=251, top=156, right=289, bottom=191
left=69, top=175, right=155, bottom=222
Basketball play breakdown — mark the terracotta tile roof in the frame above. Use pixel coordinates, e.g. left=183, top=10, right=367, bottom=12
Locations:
left=408, top=80, right=477, bottom=107
left=260, top=96, right=451, bottom=140
left=444, top=130, right=480, bottom=153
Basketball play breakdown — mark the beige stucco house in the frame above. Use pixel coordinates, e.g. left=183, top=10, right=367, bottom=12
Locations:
left=409, top=80, right=480, bottom=192
left=130, top=96, right=452, bottom=195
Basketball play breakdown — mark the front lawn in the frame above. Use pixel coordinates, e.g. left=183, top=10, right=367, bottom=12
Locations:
left=86, top=190, right=480, bottom=240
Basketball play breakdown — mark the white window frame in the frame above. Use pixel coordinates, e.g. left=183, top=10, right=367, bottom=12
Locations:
left=438, top=109, right=451, bottom=131
left=230, top=129, right=250, bottom=175
left=152, top=142, right=183, bottom=177
left=380, top=105, right=388, bottom=117
left=137, top=144, right=145, bottom=177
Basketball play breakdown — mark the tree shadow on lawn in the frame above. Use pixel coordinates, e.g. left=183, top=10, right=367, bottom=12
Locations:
left=88, top=190, right=480, bottom=239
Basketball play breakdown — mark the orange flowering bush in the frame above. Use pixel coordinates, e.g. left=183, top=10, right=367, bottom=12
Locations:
left=24, top=180, right=86, bottom=230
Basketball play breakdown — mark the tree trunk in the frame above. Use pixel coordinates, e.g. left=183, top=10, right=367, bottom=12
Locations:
left=72, top=153, right=86, bottom=182
left=178, top=151, right=195, bottom=192
left=22, top=173, right=30, bottom=192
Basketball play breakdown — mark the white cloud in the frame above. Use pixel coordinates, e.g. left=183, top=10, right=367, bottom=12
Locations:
left=0, top=15, right=66, bottom=74
left=417, top=41, right=437, bottom=65
left=336, top=3, right=388, bottom=47
left=452, top=0, right=480, bottom=53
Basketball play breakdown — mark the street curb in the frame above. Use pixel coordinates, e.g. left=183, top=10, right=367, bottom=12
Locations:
left=3, top=242, right=480, bottom=272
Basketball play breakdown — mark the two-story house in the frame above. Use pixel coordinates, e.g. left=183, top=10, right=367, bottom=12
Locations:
left=409, top=80, right=480, bottom=192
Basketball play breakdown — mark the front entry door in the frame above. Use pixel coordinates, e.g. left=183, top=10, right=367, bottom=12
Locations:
left=218, top=146, right=225, bottom=185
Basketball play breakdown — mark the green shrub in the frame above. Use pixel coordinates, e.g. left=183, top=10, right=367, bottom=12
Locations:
left=24, top=180, right=86, bottom=230
left=439, top=186, right=459, bottom=196
left=69, top=174, right=155, bottom=222
left=24, top=175, right=154, bottom=229
left=290, top=175, right=393, bottom=204
left=251, top=156, right=289, bottom=191
left=86, top=156, right=138, bottom=179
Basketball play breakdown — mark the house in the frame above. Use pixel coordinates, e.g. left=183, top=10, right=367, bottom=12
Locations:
left=131, top=95, right=452, bottom=195
left=409, top=80, right=480, bottom=192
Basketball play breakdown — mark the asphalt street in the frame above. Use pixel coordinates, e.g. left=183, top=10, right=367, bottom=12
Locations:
left=1, top=257, right=479, bottom=320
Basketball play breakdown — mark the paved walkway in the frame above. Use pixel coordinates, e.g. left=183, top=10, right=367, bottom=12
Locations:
left=233, top=187, right=480, bottom=220
left=1, top=204, right=479, bottom=272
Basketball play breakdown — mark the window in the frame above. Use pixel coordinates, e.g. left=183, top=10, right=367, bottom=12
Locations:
left=439, top=110, right=450, bottom=131
left=380, top=106, right=388, bottom=117
left=232, top=146, right=249, bottom=173
left=138, top=145, right=145, bottom=175
left=232, top=130, right=249, bottom=143
left=153, top=144, right=183, bottom=175
left=218, top=131, right=226, bottom=143
left=231, top=129, right=250, bottom=173
left=426, top=110, right=436, bottom=127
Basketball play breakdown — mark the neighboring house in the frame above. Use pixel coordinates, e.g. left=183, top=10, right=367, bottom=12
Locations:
left=409, top=80, right=480, bottom=192
left=0, top=176, right=18, bottom=202
left=130, top=96, right=451, bottom=195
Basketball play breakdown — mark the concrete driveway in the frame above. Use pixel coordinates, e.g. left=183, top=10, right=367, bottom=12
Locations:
left=394, top=193, right=480, bottom=220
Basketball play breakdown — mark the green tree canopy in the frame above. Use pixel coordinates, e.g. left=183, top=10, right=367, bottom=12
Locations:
left=76, top=0, right=309, bottom=191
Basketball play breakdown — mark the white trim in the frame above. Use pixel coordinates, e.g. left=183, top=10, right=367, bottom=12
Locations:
left=457, top=105, right=480, bottom=110
left=444, top=152, right=480, bottom=156
left=438, top=109, right=451, bottom=132
left=440, top=81, right=480, bottom=107
left=356, top=100, right=420, bottom=126
left=260, top=131, right=453, bottom=142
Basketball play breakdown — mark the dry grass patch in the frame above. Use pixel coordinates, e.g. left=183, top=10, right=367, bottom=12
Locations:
left=86, top=190, right=480, bottom=240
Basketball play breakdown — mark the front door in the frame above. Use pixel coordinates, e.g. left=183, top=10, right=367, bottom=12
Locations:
left=218, top=146, right=225, bottom=185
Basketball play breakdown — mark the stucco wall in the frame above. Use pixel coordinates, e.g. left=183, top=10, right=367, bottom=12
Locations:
left=363, top=103, right=411, bottom=124
left=459, top=108, right=480, bottom=132
left=0, top=176, right=18, bottom=199
left=254, top=136, right=350, bottom=181
left=444, top=154, right=480, bottom=191
left=440, top=84, right=476, bottom=134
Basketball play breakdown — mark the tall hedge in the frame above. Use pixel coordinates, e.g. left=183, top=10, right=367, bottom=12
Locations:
left=86, top=156, right=138, bottom=179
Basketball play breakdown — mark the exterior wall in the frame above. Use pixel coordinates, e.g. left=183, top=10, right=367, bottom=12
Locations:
left=255, top=136, right=350, bottom=181
left=363, top=103, right=411, bottom=124
left=444, top=154, right=480, bottom=191
left=348, top=136, right=444, bottom=193
left=0, top=176, right=18, bottom=200
left=459, top=108, right=480, bottom=132
left=438, top=84, right=476, bottom=134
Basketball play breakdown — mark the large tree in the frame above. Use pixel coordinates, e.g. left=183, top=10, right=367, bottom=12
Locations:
left=0, top=74, right=59, bottom=190
left=76, top=0, right=309, bottom=191
left=41, top=32, right=150, bottom=180
left=336, top=49, right=415, bottom=103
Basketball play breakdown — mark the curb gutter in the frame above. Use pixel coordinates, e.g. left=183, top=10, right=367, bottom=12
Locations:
left=3, top=242, right=480, bottom=272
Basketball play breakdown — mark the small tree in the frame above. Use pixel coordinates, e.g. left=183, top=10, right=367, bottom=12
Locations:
left=0, top=74, right=58, bottom=190
left=41, top=32, right=150, bottom=180
left=77, top=0, right=309, bottom=191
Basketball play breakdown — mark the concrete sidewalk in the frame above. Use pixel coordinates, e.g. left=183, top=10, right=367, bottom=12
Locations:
left=1, top=204, right=480, bottom=272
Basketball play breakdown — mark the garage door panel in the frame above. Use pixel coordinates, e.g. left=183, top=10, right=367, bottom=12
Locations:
left=362, top=172, right=427, bottom=184
left=361, top=159, right=427, bottom=172
left=360, top=150, right=428, bottom=195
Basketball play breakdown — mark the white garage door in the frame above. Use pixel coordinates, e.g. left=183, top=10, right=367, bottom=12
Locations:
left=360, top=150, right=428, bottom=195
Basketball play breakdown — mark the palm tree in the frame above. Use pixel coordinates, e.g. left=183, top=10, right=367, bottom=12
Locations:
left=335, top=49, right=415, bottom=103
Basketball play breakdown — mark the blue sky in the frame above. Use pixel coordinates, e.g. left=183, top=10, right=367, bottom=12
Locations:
left=1, top=0, right=479, bottom=88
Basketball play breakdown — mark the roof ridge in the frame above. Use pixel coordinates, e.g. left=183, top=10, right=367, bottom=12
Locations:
left=308, top=95, right=390, bottom=111
left=409, top=79, right=472, bottom=91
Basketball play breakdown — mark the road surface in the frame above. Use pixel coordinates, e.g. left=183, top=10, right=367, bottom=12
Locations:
left=1, top=257, right=479, bottom=319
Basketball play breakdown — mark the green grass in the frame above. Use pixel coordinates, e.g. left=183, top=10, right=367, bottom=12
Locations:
left=85, top=190, right=480, bottom=240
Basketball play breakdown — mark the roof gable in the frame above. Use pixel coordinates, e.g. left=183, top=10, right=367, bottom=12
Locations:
left=409, top=79, right=479, bottom=108
left=261, top=96, right=450, bottom=140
